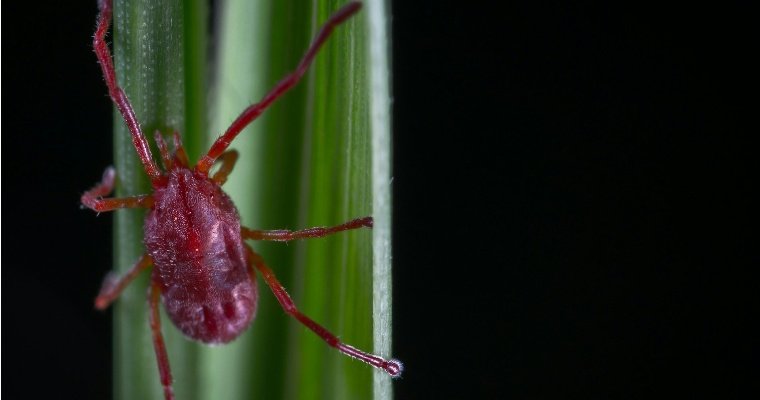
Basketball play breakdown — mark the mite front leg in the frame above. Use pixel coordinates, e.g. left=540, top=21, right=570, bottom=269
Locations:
left=211, top=150, right=239, bottom=185
left=94, top=0, right=162, bottom=183
left=195, top=1, right=363, bottom=174
left=95, top=253, right=153, bottom=310
left=171, top=131, right=190, bottom=168
left=149, top=282, right=175, bottom=400
left=154, top=131, right=173, bottom=171
left=81, top=167, right=154, bottom=212
left=241, top=217, right=372, bottom=241
left=245, top=245, right=402, bottom=377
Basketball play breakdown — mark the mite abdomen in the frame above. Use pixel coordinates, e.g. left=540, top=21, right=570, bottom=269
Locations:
left=161, top=274, right=257, bottom=344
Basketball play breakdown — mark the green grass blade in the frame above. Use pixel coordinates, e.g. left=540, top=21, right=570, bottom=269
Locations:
left=111, top=0, right=207, bottom=399
left=367, top=1, right=393, bottom=399
left=366, top=0, right=395, bottom=398
left=200, top=0, right=272, bottom=398
left=209, top=0, right=393, bottom=399
left=290, top=2, right=373, bottom=397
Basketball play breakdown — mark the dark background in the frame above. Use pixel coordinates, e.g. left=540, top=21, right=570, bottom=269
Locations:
left=2, top=1, right=754, bottom=399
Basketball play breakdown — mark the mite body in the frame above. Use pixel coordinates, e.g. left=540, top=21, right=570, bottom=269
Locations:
left=145, top=168, right=256, bottom=344
left=82, top=1, right=401, bottom=399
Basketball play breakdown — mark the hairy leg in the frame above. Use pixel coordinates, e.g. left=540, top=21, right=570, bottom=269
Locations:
left=149, top=282, right=175, bottom=400
left=211, top=150, right=239, bottom=185
left=246, top=244, right=402, bottom=377
left=242, top=216, right=372, bottom=241
left=81, top=167, right=153, bottom=212
left=154, top=131, right=173, bottom=171
left=172, top=131, right=190, bottom=168
left=94, top=0, right=161, bottom=183
left=95, top=253, right=153, bottom=310
left=196, top=2, right=363, bottom=174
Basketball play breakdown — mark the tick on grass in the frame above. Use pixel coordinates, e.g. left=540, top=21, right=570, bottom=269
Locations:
left=82, top=1, right=402, bottom=399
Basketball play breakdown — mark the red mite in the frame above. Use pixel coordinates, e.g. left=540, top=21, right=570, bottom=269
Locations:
left=82, top=1, right=402, bottom=398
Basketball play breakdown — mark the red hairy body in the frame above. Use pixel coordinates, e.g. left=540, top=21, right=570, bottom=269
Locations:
left=82, top=1, right=401, bottom=399
left=145, top=169, right=256, bottom=344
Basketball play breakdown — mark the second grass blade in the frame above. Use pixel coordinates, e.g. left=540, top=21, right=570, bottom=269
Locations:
left=206, top=0, right=390, bottom=399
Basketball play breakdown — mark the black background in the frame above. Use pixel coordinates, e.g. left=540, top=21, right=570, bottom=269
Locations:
left=2, top=1, right=754, bottom=399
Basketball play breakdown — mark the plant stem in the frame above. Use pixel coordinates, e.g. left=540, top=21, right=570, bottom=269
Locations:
left=111, top=1, right=206, bottom=399
left=367, top=0, right=395, bottom=398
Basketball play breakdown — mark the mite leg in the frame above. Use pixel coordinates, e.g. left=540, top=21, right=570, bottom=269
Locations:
left=95, top=253, right=153, bottom=310
left=149, top=282, right=175, bottom=400
left=94, top=0, right=162, bottom=183
left=172, top=131, right=190, bottom=168
left=242, top=217, right=372, bottom=242
left=211, top=150, right=239, bottom=185
left=81, top=167, right=154, bottom=212
left=154, top=131, right=173, bottom=171
left=196, top=1, right=363, bottom=174
left=83, top=195, right=153, bottom=213
left=246, top=245, right=402, bottom=377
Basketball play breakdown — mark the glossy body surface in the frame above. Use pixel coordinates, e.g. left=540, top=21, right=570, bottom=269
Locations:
left=145, top=169, right=256, bottom=344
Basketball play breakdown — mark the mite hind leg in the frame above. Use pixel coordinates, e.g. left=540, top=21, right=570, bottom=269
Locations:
left=81, top=167, right=154, bottom=212
left=149, top=282, right=175, bottom=400
left=245, top=245, right=402, bottom=377
left=241, top=217, right=372, bottom=242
